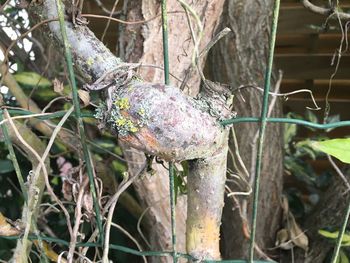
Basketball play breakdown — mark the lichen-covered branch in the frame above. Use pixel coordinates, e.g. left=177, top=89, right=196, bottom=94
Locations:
left=28, top=0, right=231, bottom=260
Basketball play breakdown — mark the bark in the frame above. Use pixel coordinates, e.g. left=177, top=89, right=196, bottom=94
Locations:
left=118, top=0, right=225, bottom=258
left=208, top=0, right=284, bottom=260
left=187, top=142, right=228, bottom=260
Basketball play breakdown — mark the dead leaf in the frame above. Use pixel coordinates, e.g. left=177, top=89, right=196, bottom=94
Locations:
left=275, top=196, right=309, bottom=251
left=83, top=191, right=94, bottom=218
left=276, top=228, right=294, bottom=250
left=34, top=240, right=68, bottom=263
left=78, top=89, right=90, bottom=107
left=288, top=212, right=309, bottom=251
left=0, top=213, right=21, bottom=236
left=53, top=78, right=64, bottom=94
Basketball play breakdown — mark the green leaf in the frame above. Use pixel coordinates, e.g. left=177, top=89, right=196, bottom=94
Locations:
left=319, top=229, right=350, bottom=246
left=284, top=123, right=297, bottom=146
left=339, top=250, right=350, bottom=263
left=305, top=110, right=318, bottom=123
left=111, top=160, right=126, bottom=175
left=0, top=160, right=14, bottom=174
left=312, top=138, right=350, bottom=164
left=14, top=72, right=51, bottom=87
left=326, top=114, right=340, bottom=132
left=94, top=139, right=115, bottom=150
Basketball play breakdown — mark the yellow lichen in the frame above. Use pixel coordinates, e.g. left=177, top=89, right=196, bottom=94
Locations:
left=116, top=117, right=127, bottom=126
left=115, top=98, right=130, bottom=110
left=130, top=126, right=138, bottom=133
left=138, top=108, right=146, bottom=116
left=86, top=57, right=94, bottom=66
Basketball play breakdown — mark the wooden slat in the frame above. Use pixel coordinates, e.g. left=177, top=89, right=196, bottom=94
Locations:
left=282, top=79, right=350, bottom=90
left=275, top=54, right=350, bottom=79
left=276, top=33, right=344, bottom=54
left=281, top=1, right=350, bottom=8
left=278, top=7, right=344, bottom=34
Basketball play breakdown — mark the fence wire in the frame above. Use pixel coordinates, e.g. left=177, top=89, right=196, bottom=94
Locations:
left=1, top=0, right=349, bottom=262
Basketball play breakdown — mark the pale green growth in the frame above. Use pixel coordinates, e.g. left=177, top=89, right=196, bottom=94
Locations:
left=86, top=57, right=94, bottom=66
left=114, top=97, right=130, bottom=110
left=95, top=94, right=150, bottom=136
left=138, top=107, right=146, bottom=117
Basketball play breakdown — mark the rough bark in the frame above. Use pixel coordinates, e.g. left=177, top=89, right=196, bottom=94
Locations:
left=208, top=0, right=284, bottom=260
left=118, top=0, right=225, bottom=258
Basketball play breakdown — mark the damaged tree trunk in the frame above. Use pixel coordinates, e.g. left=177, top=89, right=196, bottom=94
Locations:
left=29, top=0, right=229, bottom=260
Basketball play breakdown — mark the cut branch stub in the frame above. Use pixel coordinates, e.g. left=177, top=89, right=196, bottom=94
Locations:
left=96, top=81, right=231, bottom=161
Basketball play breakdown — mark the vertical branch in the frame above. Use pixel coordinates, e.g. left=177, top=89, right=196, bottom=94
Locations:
left=186, top=139, right=228, bottom=260
left=2, top=117, right=49, bottom=263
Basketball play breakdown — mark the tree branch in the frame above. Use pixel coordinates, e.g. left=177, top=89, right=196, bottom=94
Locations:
left=302, top=0, right=350, bottom=20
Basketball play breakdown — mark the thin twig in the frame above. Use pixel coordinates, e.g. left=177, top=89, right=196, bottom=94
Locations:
left=328, top=155, right=350, bottom=192
left=5, top=108, right=74, bottom=240
left=101, top=0, right=120, bottom=42
left=0, top=112, right=58, bottom=125
left=301, top=0, right=350, bottom=20
left=234, top=84, right=320, bottom=111
left=81, top=11, right=183, bottom=26
left=137, top=207, right=152, bottom=249
left=67, top=175, right=89, bottom=263
left=92, top=0, right=122, bottom=16
left=324, top=16, right=350, bottom=122
left=102, top=163, right=147, bottom=262
left=108, top=220, right=147, bottom=263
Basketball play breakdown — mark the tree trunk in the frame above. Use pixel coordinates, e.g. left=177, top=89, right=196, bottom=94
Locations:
left=118, top=0, right=225, bottom=258
left=208, top=0, right=284, bottom=260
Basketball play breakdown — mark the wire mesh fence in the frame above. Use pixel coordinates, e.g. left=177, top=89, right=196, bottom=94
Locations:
left=0, top=0, right=349, bottom=262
